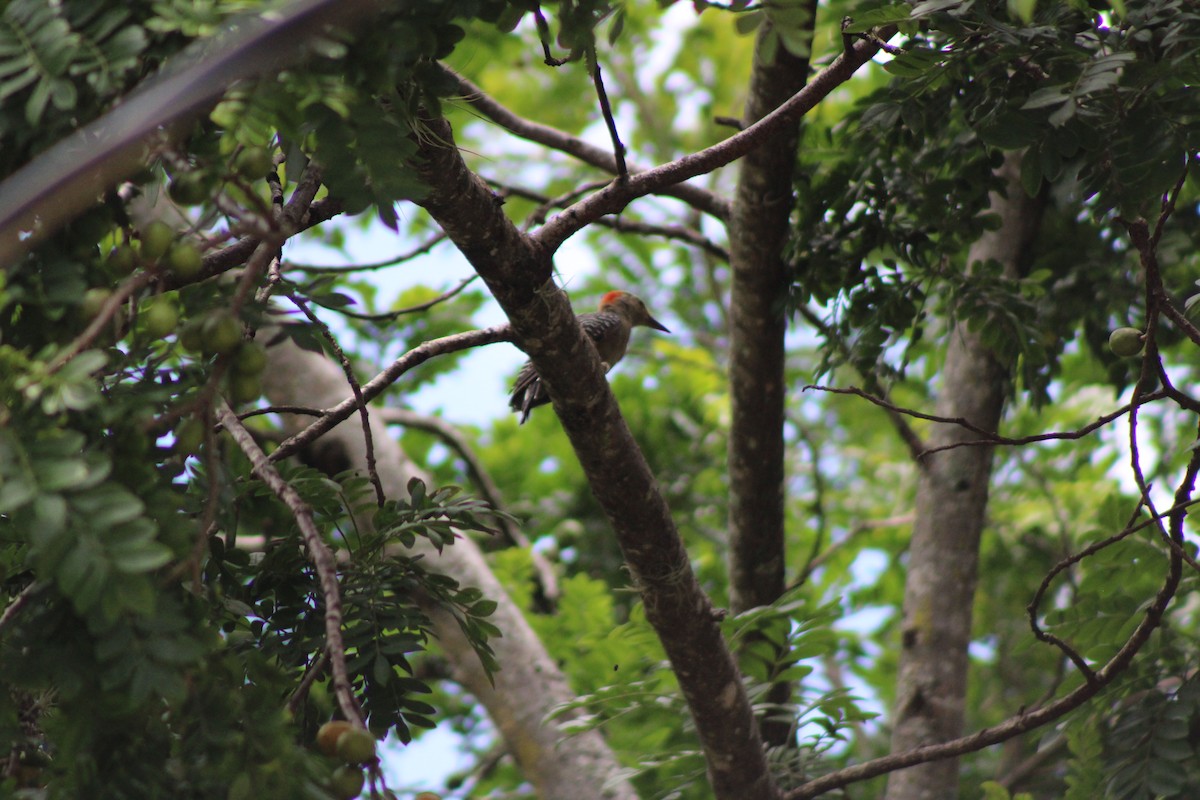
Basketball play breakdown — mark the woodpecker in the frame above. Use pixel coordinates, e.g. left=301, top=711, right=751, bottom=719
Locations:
left=509, top=290, right=670, bottom=424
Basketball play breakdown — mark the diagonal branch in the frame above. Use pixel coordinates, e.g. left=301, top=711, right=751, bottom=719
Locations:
left=446, top=66, right=731, bottom=222
left=410, top=114, right=780, bottom=800
left=785, top=494, right=1189, bottom=798
left=532, top=32, right=895, bottom=254
left=269, top=325, right=513, bottom=463
left=215, top=400, right=365, bottom=728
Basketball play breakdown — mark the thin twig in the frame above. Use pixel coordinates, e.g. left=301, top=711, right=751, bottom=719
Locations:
left=531, top=30, right=896, bottom=253
left=796, top=305, right=926, bottom=460
left=316, top=275, right=478, bottom=323
left=285, top=231, right=448, bottom=273
left=0, top=582, right=43, bottom=635
left=534, top=7, right=567, bottom=66
left=590, top=54, right=627, bottom=178
left=47, top=270, right=155, bottom=373
left=269, top=325, right=513, bottom=464
left=491, top=178, right=728, bottom=257
left=216, top=400, right=365, bottom=727
left=287, top=650, right=330, bottom=715
left=237, top=404, right=325, bottom=419
left=805, top=383, right=1166, bottom=457
left=446, top=66, right=731, bottom=221
left=287, top=293, right=385, bottom=506
left=1026, top=502, right=1150, bottom=686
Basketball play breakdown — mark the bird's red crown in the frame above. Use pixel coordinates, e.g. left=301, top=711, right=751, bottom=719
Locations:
left=599, top=290, right=628, bottom=308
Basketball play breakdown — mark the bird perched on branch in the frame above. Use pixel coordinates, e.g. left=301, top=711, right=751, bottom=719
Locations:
left=509, top=290, right=670, bottom=424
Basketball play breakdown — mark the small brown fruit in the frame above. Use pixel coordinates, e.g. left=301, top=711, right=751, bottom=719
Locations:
left=1108, top=327, right=1144, bottom=358
left=316, top=721, right=354, bottom=758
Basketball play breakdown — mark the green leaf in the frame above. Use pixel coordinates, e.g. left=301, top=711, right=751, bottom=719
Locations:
left=735, top=9, right=764, bottom=35
left=843, top=4, right=912, bottom=33
left=108, top=541, right=172, bottom=574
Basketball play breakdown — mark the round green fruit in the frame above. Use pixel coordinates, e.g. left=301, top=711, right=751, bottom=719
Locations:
left=139, top=220, right=175, bottom=261
left=225, top=372, right=262, bottom=405
left=167, top=242, right=203, bottom=280
left=335, top=728, right=377, bottom=765
left=231, top=341, right=268, bottom=376
left=179, top=318, right=205, bottom=353
left=142, top=296, right=179, bottom=339
left=201, top=312, right=242, bottom=355
left=80, top=287, right=113, bottom=320
left=168, top=172, right=209, bottom=206
left=106, top=244, right=138, bottom=276
left=234, top=146, right=274, bottom=179
left=1108, top=327, right=1144, bottom=358
left=329, top=765, right=365, bottom=800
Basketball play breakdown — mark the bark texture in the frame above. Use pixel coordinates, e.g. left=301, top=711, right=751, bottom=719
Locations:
left=262, top=340, right=639, bottom=800
left=410, top=117, right=780, bottom=799
left=728, top=21, right=813, bottom=614
left=885, top=155, right=1043, bottom=800
left=727, top=15, right=816, bottom=748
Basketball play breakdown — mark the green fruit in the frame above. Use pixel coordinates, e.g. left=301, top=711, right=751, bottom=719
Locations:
left=142, top=296, right=180, bottom=339
left=231, top=341, right=268, bottom=376
left=329, top=765, right=365, bottom=800
left=140, top=220, right=175, bottom=261
left=1109, top=327, right=1144, bottom=358
left=167, top=242, right=204, bottom=280
left=173, top=418, right=205, bottom=455
left=234, top=146, right=274, bottom=179
left=179, top=318, right=205, bottom=353
left=335, top=728, right=376, bottom=765
left=80, top=287, right=113, bottom=320
left=106, top=244, right=138, bottom=276
left=317, top=721, right=354, bottom=757
left=201, top=312, right=242, bottom=355
left=168, top=172, right=209, bottom=206
left=225, top=372, right=262, bottom=405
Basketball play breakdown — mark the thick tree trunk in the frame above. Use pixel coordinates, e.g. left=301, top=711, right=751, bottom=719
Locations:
left=262, top=340, right=639, bottom=800
left=727, top=13, right=815, bottom=748
left=885, top=155, right=1042, bottom=800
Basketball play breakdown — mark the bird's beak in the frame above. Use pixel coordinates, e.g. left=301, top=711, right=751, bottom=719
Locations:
left=647, top=315, right=670, bottom=333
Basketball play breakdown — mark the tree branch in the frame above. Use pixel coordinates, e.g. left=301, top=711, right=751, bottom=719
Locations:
left=786, top=494, right=1188, bottom=799
left=532, top=32, right=894, bottom=254
left=446, top=66, right=732, bottom=222
left=726, top=10, right=818, bottom=750
left=269, top=325, right=514, bottom=464
left=410, top=115, right=780, bottom=800
left=261, top=339, right=639, bottom=800
left=215, top=400, right=365, bottom=727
